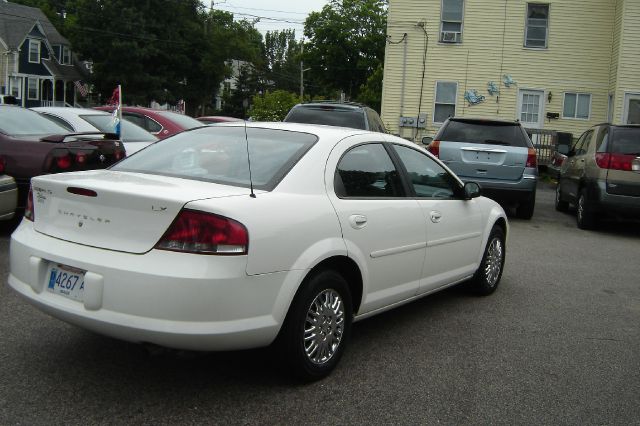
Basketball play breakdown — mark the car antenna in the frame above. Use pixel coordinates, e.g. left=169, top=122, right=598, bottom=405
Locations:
left=243, top=119, right=256, bottom=198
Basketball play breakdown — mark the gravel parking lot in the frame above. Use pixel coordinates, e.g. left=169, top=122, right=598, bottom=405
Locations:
left=1, top=182, right=639, bottom=425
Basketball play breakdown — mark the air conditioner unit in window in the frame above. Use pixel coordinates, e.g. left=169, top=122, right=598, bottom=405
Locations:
left=440, top=31, right=461, bottom=43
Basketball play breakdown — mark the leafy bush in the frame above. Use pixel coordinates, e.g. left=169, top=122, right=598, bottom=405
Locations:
left=249, top=90, right=300, bottom=121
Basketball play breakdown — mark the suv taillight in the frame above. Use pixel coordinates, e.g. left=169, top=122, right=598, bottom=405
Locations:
left=25, top=187, right=34, bottom=221
left=595, top=153, right=635, bottom=171
left=0, top=156, right=5, bottom=174
left=155, top=210, right=248, bottom=255
left=526, top=148, right=537, bottom=168
left=427, top=140, right=440, bottom=157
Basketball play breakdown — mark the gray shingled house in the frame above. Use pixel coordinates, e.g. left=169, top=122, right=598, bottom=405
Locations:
left=0, top=1, right=87, bottom=107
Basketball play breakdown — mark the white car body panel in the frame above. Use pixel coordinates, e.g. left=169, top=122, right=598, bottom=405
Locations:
left=8, top=122, right=508, bottom=352
left=0, top=174, right=18, bottom=220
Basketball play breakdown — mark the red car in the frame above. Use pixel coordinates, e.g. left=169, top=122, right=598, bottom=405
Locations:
left=196, top=116, right=243, bottom=124
left=0, top=106, right=126, bottom=209
left=94, top=106, right=202, bottom=139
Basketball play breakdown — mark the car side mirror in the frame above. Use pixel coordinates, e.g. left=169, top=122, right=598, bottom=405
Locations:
left=463, top=182, right=481, bottom=199
left=422, top=136, right=433, bottom=145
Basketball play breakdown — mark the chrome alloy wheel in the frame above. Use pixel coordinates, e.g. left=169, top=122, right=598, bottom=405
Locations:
left=304, top=289, right=345, bottom=365
left=577, top=195, right=585, bottom=222
left=484, top=237, right=504, bottom=287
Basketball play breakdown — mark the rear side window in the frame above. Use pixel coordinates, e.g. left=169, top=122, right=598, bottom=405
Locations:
left=438, top=120, right=529, bottom=147
left=610, top=128, right=640, bottom=154
left=335, top=144, right=404, bottom=197
left=113, top=126, right=317, bottom=191
left=81, top=115, right=157, bottom=142
left=286, top=106, right=366, bottom=130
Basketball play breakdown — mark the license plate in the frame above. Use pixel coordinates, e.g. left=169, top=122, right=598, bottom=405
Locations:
left=47, top=264, right=85, bottom=302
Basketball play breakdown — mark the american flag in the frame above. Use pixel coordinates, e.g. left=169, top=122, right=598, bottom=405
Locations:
left=74, top=80, right=89, bottom=97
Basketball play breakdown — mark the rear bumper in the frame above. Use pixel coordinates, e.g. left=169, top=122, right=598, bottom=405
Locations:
left=591, top=181, right=640, bottom=218
left=458, top=169, right=538, bottom=201
left=8, top=220, right=302, bottom=351
left=0, top=175, right=18, bottom=220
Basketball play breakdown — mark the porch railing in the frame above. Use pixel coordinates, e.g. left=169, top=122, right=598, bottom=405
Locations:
left=525, top=128, right=573, bottom=167
left=40, top=100, right=73, bottom=107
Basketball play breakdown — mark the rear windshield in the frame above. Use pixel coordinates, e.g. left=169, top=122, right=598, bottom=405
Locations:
left=611, top=128, right=640, bottom=154
left=81, top=115, right=157, bottom=142
left=285, top=106, right=366, bottom=130
left=0, top=106, right=69, bottom=136
left=158, top=111, right=202, bottom=129
left=439, top=120, right=529, bottom=147
left=112, top=126, right=318, bottom=191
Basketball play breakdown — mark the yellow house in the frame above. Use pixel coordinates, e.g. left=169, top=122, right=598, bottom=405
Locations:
left=381, top=0, right=640, bottom=143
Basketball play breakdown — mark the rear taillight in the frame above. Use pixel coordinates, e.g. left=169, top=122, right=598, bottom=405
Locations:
left=0, top=156, right=5, bottom=174
left=25, top=187, right=34, bottom=221
left=526, top=148, right=537, bottom=168
left=114, top=150, right=125, bottom=161
left=427, top=140, right=440, bottom=157
left=156, top=210, right=248, bottom=255
left=75, top=153, right=88, bottom=165
left=595, top=153, right=635, bottom=171
left=56, top=155, right=72, bottom=170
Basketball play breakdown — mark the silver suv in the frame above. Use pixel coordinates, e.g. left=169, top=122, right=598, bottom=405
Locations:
left=426, top=117, right=538, bottom=219
left=555, top=124, right=640, bottom=229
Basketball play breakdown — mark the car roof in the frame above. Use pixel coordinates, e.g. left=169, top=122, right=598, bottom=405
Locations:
left=32, top=107, right=109, bottom=116
left=292, top=102, right=368, bottom=111
left=447, top=116, right=521, bottom=125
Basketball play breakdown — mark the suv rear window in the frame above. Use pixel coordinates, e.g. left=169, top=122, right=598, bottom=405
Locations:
left=611, top=128, right=640, bottom=154
left=285, top=106, right=366, bottom=130
left=439, top=120, right=529, bottom=147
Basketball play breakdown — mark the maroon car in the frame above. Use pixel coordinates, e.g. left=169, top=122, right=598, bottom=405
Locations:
left=94, top=106, right=202, bottom=139
left=0, top=105, right=126, bottom=209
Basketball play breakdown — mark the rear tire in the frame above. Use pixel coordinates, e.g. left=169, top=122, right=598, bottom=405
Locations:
left=576, top=189, right=597, bottom=230
left=471, top=226, right=505, bottom=296
left=515, top=190, right=536, bottom=219
left=555, top=184, right=569, bottom=212
left=278, top=269, right=353, bottom=382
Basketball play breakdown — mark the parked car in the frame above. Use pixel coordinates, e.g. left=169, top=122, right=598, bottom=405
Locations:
left=0, top=105, right=126, bottom=209
left=196, top=116, right=243, bottom=124
left=0, top=174, right=18, bottom=221
left=0, top=94, right=18, bottom=105
left=33, top=107, right=158, bottom=155
left=425, top=117, right=538, bottom=219
left=8, top=122, right=507, bottom=381
left=283, top=101, right=387, bottom=133
left=94, top=106, right=202, bottom=139
left=555, top=124, right=640, bottom=229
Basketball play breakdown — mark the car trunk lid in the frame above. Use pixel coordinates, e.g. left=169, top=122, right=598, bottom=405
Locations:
left=31, top=170, right=252, bottom=253
left=439, top=141, right=529, bottom=181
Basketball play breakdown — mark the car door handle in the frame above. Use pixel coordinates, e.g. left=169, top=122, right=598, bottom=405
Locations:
left=430, top=211, right=442, bottom=223
left=349, top=214, right=367, bottom=229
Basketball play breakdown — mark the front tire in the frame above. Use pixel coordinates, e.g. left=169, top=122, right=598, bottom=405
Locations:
left=278, top=269, right=353, bottom=381
left=471, top=226, right=506, bottom=296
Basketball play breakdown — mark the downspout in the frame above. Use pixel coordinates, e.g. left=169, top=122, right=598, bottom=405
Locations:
left=400, top=33, right=408, bottom=120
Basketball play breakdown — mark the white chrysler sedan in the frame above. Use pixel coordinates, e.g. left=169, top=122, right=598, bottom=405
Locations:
left=8, top=122, right=508, bottom=380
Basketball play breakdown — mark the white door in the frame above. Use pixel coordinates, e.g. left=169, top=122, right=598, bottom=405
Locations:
left=326, top=137, right=427, bottom=314
left=390, top=144, right=483, bottom=293
left=518, top=90, right=544, bottom=129
left=623, top=93, right=640, bottom=124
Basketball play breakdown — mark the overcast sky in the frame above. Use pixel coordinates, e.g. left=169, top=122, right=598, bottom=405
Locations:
left=207, top=0, right=329, bottom=39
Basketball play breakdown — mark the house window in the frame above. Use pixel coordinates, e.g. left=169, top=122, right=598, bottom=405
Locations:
left=525, top=3, right=549, bottom=48
left=440, top=0, right=463, bottom=43
left=563, top=93, right=591, bottom=119
left=29, top=39, right=41, bottom=63
left=10, top=77, right=21, bottom=98
left=27, top=77, right=39, bottom=100
left=434, top=81, right=457, bottom=123
left=61, top=46, right=71, bottom=64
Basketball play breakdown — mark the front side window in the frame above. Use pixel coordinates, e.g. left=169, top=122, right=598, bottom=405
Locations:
left=525, top=3, right=549, bottom=48
left=393, top=145, right=458, bottom=199
left=335, top=144, right=404, bottom=198
left=27, top=77, right=38, bottom=100
left=440, top=0, right=463, bottom=43
left=434, top=81, right=457, bottom=124
left=29, top=39, right=41, bottom=63
left=563, top=93, right=591, bottom=119
left=574, top=130, right=593, bottom=156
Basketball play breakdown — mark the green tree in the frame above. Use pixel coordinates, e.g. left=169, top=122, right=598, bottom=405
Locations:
left=356, top=64, right=384, bottom=112
left=264, top=30, right=300, bottom=93
left=303, top=0, right=387, bottom=102
left=248, top=90, right=299, bottom=121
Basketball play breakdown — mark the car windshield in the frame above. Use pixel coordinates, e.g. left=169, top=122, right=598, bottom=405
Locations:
left=80, top=114, right=157, bottom=142
left=611, top=128, right=640, bottom=154
left=440, top=120, right=529, bottom=147
left=0, top=106, right=69, bottom=136
left=158, top=111, right=202, bottom=129
left=285, top=106, right=366, bottom=130
left=112, top=126, right=318, bottom=190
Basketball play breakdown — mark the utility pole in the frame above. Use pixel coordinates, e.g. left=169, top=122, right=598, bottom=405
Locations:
left=299, top=39, right=310, bottom=102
